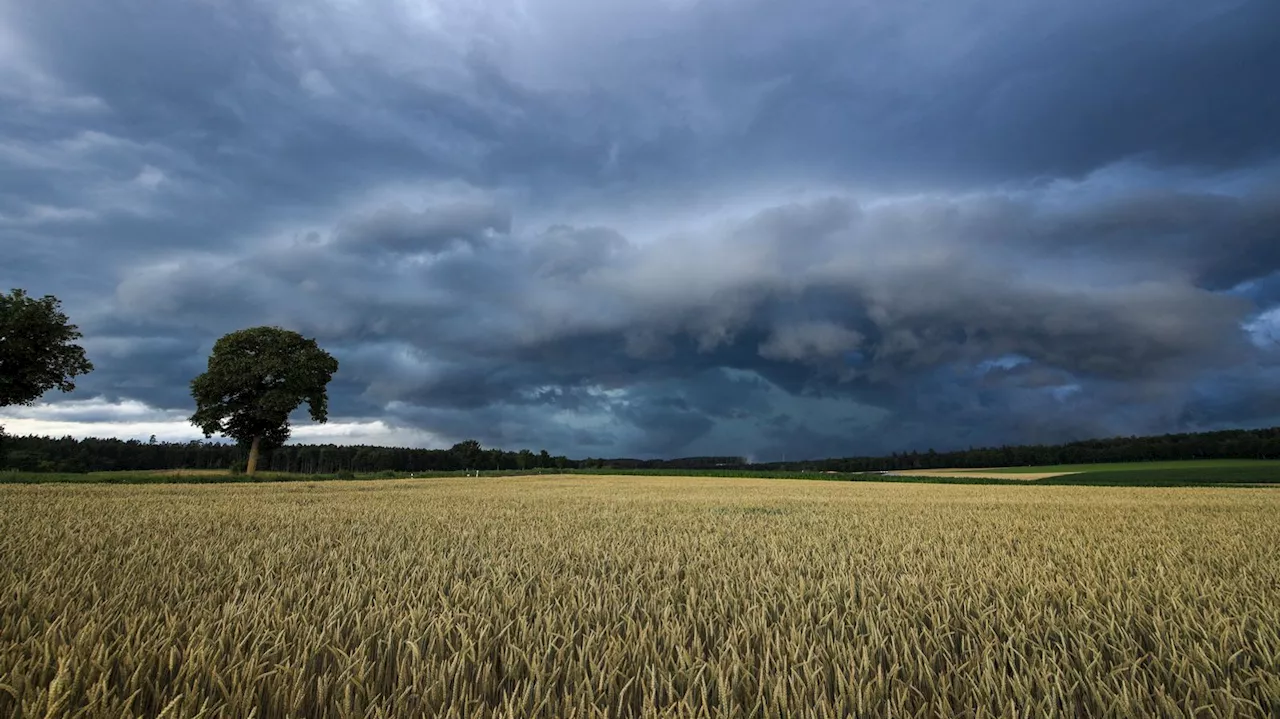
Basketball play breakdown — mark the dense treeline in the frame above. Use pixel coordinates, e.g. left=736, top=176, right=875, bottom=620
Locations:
left=575, top=427, right=1280, bottom=472
left=0, top=436, right=574, bottom=474
left=777, top=426, right=1280, bottom=472
left=3, top=426, right=1280, bottom=475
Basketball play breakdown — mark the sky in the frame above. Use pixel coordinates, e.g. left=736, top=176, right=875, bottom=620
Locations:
left=2, top=0, right=1279, bottom=461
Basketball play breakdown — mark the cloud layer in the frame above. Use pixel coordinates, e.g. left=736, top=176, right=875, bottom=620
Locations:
left=3, top=0, right=1279, bottom=459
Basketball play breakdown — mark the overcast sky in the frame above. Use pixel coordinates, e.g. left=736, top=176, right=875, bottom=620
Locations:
left=2, top=0, right=1279, bottom=460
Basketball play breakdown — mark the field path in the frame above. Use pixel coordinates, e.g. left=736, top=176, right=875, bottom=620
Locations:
left=880, top=468, right=1083, bottom=480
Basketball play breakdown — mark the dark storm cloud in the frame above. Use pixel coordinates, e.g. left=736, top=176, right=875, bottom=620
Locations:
left=1176, top=355, right=1280, bottom=430
left=719, top=0, right=1280, bottom=185
left=1018, top=185, right=1280, bottom=289
left=4, top=0, right=1280, bottom=457
left=333, top=199, right=511, bottom=255
left=1238, top=275, right=1280, bottom=311
left=99, top=186, right=1261, bottom=456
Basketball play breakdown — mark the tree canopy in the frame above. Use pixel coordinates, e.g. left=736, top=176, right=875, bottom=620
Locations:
left=189, top=326, right=339, bottom=475
left=0, top=288, right=94, bottom=408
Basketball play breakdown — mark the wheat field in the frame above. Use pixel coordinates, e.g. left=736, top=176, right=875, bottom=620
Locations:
left=2, top=476, right=1278, bottom=718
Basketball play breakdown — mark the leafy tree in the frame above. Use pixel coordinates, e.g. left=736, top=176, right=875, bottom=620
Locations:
left=0, top=289, right=93, bottom=467
left=189, top=326, right=339, bottom=476
left=451, top=439, right=483, bottom=470
left=0, top=289, right=94, bottom=407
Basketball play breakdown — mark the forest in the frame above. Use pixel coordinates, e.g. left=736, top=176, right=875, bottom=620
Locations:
left=3, top=426, right=1280, bottom=475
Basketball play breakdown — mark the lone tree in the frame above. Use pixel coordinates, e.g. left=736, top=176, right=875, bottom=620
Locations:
left=190, top=326, right=338, bottom=476
left=0, top=288, right=94, bottom=407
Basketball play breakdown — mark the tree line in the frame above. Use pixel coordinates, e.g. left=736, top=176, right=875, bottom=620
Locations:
left=537, top=427, right=1280, bottom=472
left=5, top=426, right=1280, bottom=475
left=756, top=427, right=1280, bottom=472
left=0, top=435, right=577, bottom=474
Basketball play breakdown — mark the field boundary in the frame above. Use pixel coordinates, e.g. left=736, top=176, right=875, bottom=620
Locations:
left=878, top=469, right=1083, bottom=481
left=4, top=463, right=1280, bottom=487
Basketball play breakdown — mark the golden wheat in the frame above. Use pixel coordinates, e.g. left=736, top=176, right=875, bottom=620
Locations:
left=2, top=476, right=1278, bottom=718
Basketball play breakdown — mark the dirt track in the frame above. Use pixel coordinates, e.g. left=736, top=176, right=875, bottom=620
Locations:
left=881, top=469, right=1082, bottom=481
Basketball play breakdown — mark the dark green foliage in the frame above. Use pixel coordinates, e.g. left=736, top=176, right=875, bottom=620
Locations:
left=0, top=468, right=539, bottom=484
left=568, top=466, right=1280, bottom=486
left=189, top=327, right=339, bottom=450
left=775, top=428, right=1280, bottom=472
left=450, top=439, right=484, bottom=469
left=0, top=471, right=310, bottom=485
left=0, top=288, right=93, bottom=407
left=0, top=434, right=574, bottom=475
left=4, top=463, right=1278, bottom=486
left=7, top=420, right=1280, bottom=483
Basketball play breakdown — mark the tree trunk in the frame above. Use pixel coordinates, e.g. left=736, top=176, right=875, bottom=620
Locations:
left=246, top=435, right=262, bottom=476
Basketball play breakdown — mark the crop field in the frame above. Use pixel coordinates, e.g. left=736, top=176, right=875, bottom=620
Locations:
left=883, top=459, right=1280, bottom=485
left=2, top=476, right=1279, bottom=718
